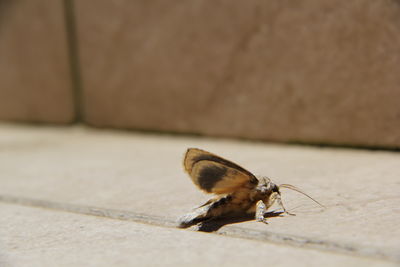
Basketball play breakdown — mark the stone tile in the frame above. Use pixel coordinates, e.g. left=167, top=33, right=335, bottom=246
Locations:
left=0, top=0, right=74, bottom=123
left=0, top=123, right=399, bottom=262
left=75, top=0, right=400, bottom=148
left=0, top=203, right=396, bottom=267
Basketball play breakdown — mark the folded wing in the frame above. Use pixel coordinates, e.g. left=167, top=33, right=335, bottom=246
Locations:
left=184, top=148, right=258, bottom=194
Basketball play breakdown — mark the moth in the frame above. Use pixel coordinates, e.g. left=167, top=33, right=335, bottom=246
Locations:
left=178, top=148, right=324, bottom=228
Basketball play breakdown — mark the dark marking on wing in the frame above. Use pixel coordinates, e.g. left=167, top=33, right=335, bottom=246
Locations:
left=192, top=153, right=258, bottom=185
left=198, top=165, right=228, bottom=192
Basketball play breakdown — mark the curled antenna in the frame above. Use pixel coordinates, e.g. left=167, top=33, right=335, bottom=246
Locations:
left=279, top=184, right=325, bottom=208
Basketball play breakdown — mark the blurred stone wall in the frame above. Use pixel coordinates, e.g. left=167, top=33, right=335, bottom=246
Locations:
left=0, top=0, right=74, bottom=123
left=1, top=0, right=399, bottom=148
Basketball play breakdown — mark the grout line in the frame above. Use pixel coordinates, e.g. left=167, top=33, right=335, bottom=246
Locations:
left=0, top=195, right=177, bottom=227
left=0, top=194, right=398, bottom=263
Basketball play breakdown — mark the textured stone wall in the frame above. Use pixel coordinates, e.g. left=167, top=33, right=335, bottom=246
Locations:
left=75, top=0, right=400, bottom=148
left=1, top=0, right=399, bottom=148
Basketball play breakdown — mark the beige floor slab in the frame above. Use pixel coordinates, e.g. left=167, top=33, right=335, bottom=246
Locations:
left=0, top=123, right=399, bottom=262
left=0, top=203, right=395, bottom=267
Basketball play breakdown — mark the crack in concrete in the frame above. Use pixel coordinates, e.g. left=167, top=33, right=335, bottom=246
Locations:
left=1, top=194, right=398, bottom=263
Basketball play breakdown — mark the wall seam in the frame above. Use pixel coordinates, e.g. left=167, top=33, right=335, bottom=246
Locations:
left=63, top=0, right=84, bottom=123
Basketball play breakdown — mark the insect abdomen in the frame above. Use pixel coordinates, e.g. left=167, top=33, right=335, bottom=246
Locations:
left=178, top=196, right=233, bottom=228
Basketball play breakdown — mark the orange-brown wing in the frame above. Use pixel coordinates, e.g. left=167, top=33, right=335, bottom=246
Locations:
left=183, top=148, right=258, bottom=194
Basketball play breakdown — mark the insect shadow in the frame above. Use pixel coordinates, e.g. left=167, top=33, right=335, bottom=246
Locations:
left=195, top=211, right=284, bottom=232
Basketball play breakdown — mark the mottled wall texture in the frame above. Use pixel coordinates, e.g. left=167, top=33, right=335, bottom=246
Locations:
left=0, top=0, right=74, bottom=123
left=1, top=0, right=400, bottom=148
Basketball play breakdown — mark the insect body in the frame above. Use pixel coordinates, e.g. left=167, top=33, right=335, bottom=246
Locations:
left=178, top=148, right=323, bottom=228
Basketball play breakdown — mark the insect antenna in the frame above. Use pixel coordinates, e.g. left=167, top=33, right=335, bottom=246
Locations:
left=279, top=184, right=325, bottom=208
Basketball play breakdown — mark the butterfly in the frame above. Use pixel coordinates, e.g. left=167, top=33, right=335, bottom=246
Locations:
left=178, top=148, right=324, bottom=228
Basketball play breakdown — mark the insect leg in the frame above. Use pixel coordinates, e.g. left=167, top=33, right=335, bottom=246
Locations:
left=255, top=200, right=268, bottom=224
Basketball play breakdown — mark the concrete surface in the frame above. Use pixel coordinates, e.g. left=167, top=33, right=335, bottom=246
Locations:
left=75, top=0, right=400, bottom=148
left=0, top=123, right=399, bottom=266
left=0, top=0, right=75, bottom=123
left=2, top=203, right=394, bottom=267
